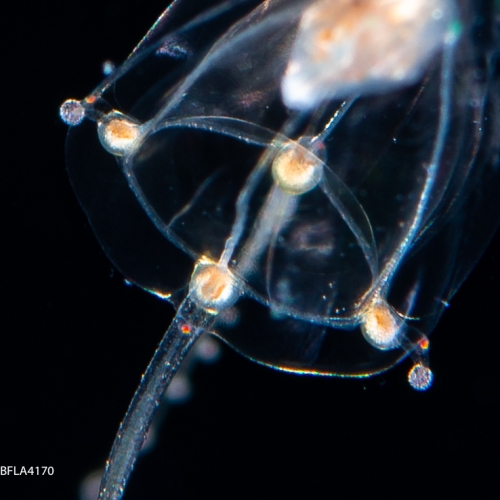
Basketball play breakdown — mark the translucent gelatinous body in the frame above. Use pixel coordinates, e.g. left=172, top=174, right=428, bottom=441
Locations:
left=63, top=0, right=500, bottom=385
left=61, top=1, right=499, bottom=499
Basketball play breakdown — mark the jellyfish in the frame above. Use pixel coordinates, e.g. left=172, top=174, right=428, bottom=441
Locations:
left=60, top=1, right=500, bottom=499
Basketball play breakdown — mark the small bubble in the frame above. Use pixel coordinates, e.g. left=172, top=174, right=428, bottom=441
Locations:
left=195, top=336, right=221, bottom=363
left=102, top=60, right=115, bottom=76
left=216, top=307, right=240, bottom=328
left=79, top=468, right=103, bottom=500
left=432, top=9, right=443, bottom=20
left=165, top=376, right=191, bottom=403
left=408, top=363, right=433, bottom=391
left=59, top=99, right=85, bottom=126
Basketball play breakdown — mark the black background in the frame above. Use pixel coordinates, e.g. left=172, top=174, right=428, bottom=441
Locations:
left=2, top=1, right=499, bottom=499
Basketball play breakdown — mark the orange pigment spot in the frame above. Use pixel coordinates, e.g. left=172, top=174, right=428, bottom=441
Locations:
left=372, top=305, right=394, bottom=332
left=181, top=324, right=191, bottom=334
left=107, top=120, right=137, bottom=140
left=419, top=339, right=429, bottom=350
left=201, top=279, right=226, bottom=302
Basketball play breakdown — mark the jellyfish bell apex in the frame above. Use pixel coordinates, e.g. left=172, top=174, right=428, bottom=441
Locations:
left=97, top=111, right=141, bottom=157
left=189, top=259, right=240, bottom=313
left=282, top=0, right=457, bottom=109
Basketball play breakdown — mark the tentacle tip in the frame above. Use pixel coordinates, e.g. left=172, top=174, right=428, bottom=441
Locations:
left=60, top=98, right=85, bottom=126
left=408, top=363, right=433, bottom=391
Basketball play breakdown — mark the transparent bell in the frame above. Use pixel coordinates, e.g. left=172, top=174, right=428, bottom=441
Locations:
left=61, top=1, right=500, bottom=499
